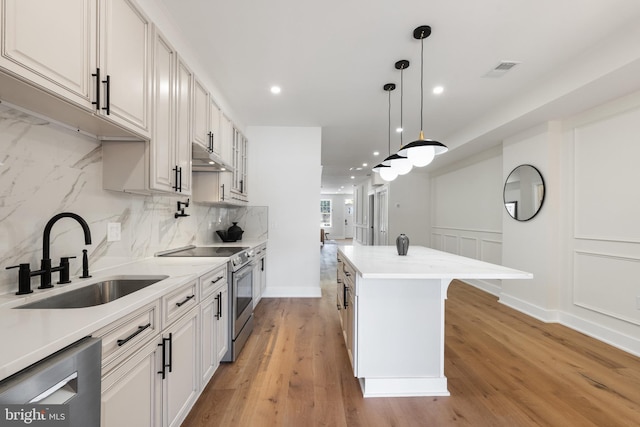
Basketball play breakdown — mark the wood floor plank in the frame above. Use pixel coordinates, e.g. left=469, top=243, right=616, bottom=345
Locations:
left=182, top=241, right=640, bottom=426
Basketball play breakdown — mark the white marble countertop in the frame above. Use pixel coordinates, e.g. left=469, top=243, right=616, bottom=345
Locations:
left=338, top=245, right=533, bottom=280
left=0, top=240, right=266, bottom=381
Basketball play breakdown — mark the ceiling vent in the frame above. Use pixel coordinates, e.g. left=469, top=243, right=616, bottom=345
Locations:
left=483, top=60, right=521, bottom=78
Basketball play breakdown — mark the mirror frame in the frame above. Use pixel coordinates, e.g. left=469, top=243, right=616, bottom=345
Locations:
left=503, top=164, right=545, bottom=222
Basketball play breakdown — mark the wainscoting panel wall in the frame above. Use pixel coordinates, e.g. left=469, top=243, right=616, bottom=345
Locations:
left=574, top=251, right=640, bottom=326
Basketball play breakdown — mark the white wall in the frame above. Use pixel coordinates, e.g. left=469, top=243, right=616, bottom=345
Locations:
left=247, top=126, right=321, bottom=297
left=501, top=123, right=562, bottom=319
left=430, top=148, right=504, bottom=294
left=388, top=172, right=430, bottom=247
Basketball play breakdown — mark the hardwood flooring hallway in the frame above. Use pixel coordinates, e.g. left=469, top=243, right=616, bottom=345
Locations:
left=182, top=241, right=640, bottom=427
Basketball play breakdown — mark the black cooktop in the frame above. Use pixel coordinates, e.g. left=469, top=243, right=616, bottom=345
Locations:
left=159, top=246, right=248, bottom=257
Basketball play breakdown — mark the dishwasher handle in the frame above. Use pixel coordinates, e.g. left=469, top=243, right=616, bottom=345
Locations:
left=28, top=372, right=78, bottom=404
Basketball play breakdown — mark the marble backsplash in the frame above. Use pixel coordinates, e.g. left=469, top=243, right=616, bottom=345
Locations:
left=0, top=103, right=267, bottom=296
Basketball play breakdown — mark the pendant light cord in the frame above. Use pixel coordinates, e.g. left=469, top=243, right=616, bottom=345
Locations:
left=420, top=36, right=424, bottom=133
left=388, top=88, right=392, bottom=156
left=400, top=66, right=404, bottom=147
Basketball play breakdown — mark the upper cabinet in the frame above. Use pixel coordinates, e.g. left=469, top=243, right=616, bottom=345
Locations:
left=0, top=0, right=151, bottom=139
left=192, top=78, right=223, bottom=160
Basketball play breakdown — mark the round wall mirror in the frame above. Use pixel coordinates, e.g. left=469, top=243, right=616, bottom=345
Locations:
left=503, top=164, right=545, bottom=221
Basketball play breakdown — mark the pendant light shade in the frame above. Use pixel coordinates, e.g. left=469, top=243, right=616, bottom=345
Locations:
left=379, top=166, right=399, bottom=181
left=398, top=25, right=447, bottom=167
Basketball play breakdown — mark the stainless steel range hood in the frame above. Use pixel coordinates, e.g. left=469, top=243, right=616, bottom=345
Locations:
left=192, top=143, right=234, bottom=172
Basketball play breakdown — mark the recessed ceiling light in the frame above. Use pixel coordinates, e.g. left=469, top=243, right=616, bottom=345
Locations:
left=362, top=163, right=368, bottom=167
left=350, top=176, right=355, bottom=179
left=356, top=167, right=362, bottom=171
left=270, top=86, right=281, bottom=94
left=208, top=161, right=215, bottom=165
left=433, top=86, right=444, bottom=95
left=373, top=151, right=379, bottom=156
left=396, top=127, right=403, bottom=133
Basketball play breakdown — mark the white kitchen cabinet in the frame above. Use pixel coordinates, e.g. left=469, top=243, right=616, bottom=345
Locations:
left=220, top=113, right=234, bottom=166
left=192, top=170, right=234, bottom=204
left=337, top=255, right=357, bottom=371
left=101, top=338, right=162, bottom=427
left=192, top=78, right=223, bottom=159
left=103, top=28, right=191, bottom=195
left=252, top=244, right=267, bottom=308
left=0, top=0, right=151, bottom=138
left=162, top=307, right=200, bottom=427
left=230, top=127, right=248, bottom=204
left=200, top=266, right=228, bottom=386
left=174, top=56, right=193, bottom=194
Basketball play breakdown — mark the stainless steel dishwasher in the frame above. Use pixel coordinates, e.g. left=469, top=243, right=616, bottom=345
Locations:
left=0, top=337, right=101, bottom=427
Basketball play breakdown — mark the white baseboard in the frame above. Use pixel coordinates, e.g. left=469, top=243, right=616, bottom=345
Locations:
left=499, top=292, right=640, bottom=357
left=463, top=279, right=501, bottom=297
left=262, top=286, right=322, bottom=298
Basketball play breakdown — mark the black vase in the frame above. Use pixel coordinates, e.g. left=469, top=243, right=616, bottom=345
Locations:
left=396, top=234, right=410, bottom=256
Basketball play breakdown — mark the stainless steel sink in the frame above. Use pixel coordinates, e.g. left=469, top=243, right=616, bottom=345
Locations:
left=16, top=275, right=169, bottom=309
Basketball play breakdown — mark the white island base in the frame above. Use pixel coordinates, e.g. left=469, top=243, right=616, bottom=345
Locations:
left=337, top=245, right=532, bottom=398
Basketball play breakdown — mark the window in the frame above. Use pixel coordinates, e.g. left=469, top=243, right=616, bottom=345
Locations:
left=320, top=199, right=331, bottom=227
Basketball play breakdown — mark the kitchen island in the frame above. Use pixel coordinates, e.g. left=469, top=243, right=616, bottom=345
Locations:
left=336, top=245, right=532, bottom=397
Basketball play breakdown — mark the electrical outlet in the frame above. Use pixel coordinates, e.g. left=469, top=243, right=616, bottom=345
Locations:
left=107, top=222, right=121, bottom=242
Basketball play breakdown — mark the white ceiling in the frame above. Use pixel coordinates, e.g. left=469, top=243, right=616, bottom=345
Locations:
left=157, top=0, right=640, bottom=194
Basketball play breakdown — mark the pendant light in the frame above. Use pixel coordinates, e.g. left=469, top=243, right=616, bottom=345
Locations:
left=397, top=25, right=447, bottom=167
left=382, top=60, right=412, bottom=175
left=375, top=83, right=399, bottom=182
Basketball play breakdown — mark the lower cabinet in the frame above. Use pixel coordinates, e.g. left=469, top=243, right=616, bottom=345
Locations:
left=101, top=307, right=199, bottom=427
left=200, top=282, right=228, bottom=386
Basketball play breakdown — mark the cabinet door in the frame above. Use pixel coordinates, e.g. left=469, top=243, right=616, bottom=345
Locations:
left=175, top=56, right=192, bottom=195
left=220, top=113, right=233, bottom=165
left=163, top=308, right=200, bottom=427
left=99, top=0, right=151, bottom=136
left=0, top=0, right=97, bottom=109
left=200, top=294, right=218, bottom=386
left=149, top=28, right=175, bottom=193
left=192, top=78, right=210, bottom=150
left=215, top=285, right=229, bottom=363
left=101, top=338, right=162, bottom=427
left=210, top=99, right=222, bottom=157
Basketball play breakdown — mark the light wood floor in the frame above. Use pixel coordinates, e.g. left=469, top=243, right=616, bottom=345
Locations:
left=183, top=241, right=640, bottom=426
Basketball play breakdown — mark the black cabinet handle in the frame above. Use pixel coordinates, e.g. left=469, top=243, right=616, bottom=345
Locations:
left=102, top=75, right=110, bottom=115
left=218, top=291, right=223, bottom=318
left=261, top=258, right=264, bottom=271
left=220, top=184, right=225, bottom=201
left=167, top=332, right=173, bottom=373
left=345, top=271, right=351, bottom=277
left=173, top=166, right=183, bottom=192
left=118, top=323, right=151, bottom=347
left=211, top=275, right=223, bottom=284
left=215, top=293, right=221, bottom=319
left=343, top=284, right=348, bottom=309
left=240, top=179, right=244, bottom=194
left=91, top=68, right=100, bottom=111
left=157, top=335, right=169, bottom=379
left=175, top=294, right=195, bottom=307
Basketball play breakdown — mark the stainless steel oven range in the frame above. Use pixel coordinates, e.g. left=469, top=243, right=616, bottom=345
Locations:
left=157, top=245, right=255, bottom=362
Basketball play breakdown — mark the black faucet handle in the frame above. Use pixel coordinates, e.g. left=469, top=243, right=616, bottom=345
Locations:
left=57, top=256, right=76, bottom=284
left=6, top=264, right=33, bottom=295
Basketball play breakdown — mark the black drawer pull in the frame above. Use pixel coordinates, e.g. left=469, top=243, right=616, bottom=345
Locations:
left=175, top=294, right=195, bottom=307
left=211, top=275, right=224, bottom=284
left=117, top=323, right=151, bottom=347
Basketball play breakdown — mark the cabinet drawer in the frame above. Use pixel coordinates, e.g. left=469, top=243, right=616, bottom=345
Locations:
left=200, top=265, right=227, bottom=299
left=96, top=300, right=160, bottom=372
left=163, top=279, right=198, bottom=327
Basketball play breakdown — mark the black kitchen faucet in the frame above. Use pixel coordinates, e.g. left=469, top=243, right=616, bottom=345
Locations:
left=6, top=212, right=92, bottom=295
